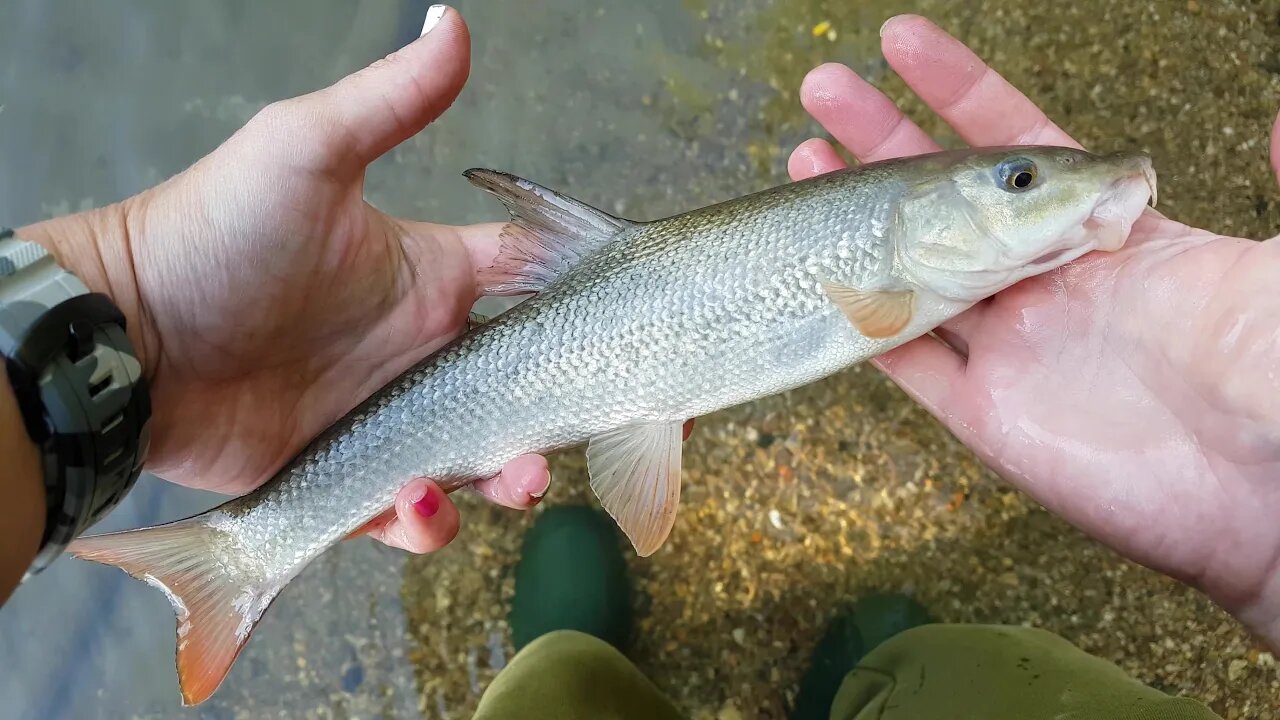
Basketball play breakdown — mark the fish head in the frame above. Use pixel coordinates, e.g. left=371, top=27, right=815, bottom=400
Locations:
left=892, top=146, right=1156, bottom=302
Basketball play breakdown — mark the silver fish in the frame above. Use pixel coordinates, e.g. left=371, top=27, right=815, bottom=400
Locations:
left=70, top=146, right=1156, bottom=704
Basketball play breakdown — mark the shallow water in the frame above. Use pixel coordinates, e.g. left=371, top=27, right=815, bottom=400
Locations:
left=1, top=1, right=1278, bottom=718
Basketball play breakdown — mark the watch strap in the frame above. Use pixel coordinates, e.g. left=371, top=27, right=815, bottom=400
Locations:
left=0, top=229, right=151, bottom=577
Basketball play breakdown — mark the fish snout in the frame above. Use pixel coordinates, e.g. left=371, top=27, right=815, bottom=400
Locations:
left=1102, top=151, right=1157, bottom=208
left=1084, top=153, right=1157, bottom=252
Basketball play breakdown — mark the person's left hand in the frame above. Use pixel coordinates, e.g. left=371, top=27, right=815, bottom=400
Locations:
left=21, top=6, right=550, bottom=553
left=787, top=16, right=1280, bottom=646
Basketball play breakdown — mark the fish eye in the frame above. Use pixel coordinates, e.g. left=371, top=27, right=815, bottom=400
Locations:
left=997, top=158, right=1039, bottom=192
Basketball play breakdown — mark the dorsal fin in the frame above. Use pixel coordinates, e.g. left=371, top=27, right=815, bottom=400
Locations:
left=465, top=169, right=635, bottom=295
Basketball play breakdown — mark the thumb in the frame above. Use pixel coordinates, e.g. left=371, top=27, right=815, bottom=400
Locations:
left=311, top=5, right=469, bottom=167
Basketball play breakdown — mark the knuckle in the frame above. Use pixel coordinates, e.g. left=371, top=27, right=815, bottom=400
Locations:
left=242, top=95, right=353, bottom=168
left=364, top=523, right=387, bottom=545
left=470, top=480, right=502, bottom=503
left=247, top=98, right=305, bottom=134
left=403, top=529, right=438, bottom=555
left=366, top=49, right=406, bottom=74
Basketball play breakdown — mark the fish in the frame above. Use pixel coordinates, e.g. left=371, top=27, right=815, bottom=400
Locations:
left=68, top=146, right=1157, bottom=704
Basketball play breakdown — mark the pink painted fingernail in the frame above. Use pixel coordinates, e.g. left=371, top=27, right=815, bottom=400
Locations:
left=414, top=486, right=440, bottom=518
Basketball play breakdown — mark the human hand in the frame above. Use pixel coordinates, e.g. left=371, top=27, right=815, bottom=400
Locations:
left=19, top=6, right=551, bottom=553
left=790, top=15, right=1280, bottom=647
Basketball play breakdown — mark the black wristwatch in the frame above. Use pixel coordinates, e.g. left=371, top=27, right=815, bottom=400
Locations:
left=0, top=228, right=151, bottom=579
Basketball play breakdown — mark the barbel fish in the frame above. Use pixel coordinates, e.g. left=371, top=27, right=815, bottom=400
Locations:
left=70, top=146, right=1156, bottom=704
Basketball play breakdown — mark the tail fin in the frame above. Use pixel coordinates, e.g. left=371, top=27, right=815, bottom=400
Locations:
left=69, top=520, right=282, bottom=706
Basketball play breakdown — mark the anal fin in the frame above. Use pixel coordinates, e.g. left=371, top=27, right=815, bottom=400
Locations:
left=69, top=520, right=281, bottom=706
left=586, top=421, right=684, bottom=556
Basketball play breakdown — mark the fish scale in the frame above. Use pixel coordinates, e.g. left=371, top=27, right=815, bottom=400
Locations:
left=210, top=169, right=895, bottom=594
left=66, top=146, right=1156, bottom=705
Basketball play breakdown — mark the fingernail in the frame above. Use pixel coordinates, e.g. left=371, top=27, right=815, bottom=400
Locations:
left=421, top=5, right=448, bottom=36
left=413, top=486, right=440, bottom=518
left=529, top=470, right=550, bottom=500
left=879, top=16, right=896, bottom=38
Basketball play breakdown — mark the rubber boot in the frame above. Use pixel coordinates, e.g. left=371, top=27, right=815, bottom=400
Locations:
left=790, top=593, right=932, bottom=720
left=508, top=505, right=634, bottom=652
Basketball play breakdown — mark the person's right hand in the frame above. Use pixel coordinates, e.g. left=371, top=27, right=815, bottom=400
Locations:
left=790, top=15, right=1280, bottom=648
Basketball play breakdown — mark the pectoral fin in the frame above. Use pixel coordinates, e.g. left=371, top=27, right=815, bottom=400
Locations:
left=586, top=421, right=684, bottom=556
left=821, top=281, right=915, bottom=338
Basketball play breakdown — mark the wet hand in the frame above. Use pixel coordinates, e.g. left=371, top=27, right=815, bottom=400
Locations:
left=791, top=15, right=1280, bottom=648
left=22, top=6, right=551, bottom=554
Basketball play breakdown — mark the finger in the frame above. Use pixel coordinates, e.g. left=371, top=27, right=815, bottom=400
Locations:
left=469, top=423, right=695, bottom=509
left=870, top=335, right=981, bottom=447
left=880, top=15, right=1080, bottom=149
left=932, top=302, right=993, bottom=358
left=800, top=62, right=941, bottom=162
left=393, top=220, right=508, bottom=298
left=931, top=325, right=969, bottom=360
left=311, top=5, right=470, bottom=167
left=349, top=506, right=396, bottom=541
left=682, top=418, right=695, bottom=441
left=471, top=454, right=550, bottom=509
left=454, top=222, right=508, bottom=280
left=787, top=138, right=848, bottom=181
left=366, top=479, right=460, bottom=554
left=1271, top=109, right=1280, bottom=188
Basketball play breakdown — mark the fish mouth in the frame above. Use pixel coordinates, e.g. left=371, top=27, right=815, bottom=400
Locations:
left=1141, top=162, right=1158, bottom=207
left=1083, top=171, right=1154, bottom=253
left=1100, top=151, right=1158, bottom=208
left=1024, top=243, right=1094, bottom=272
left=1029, top=246, right=1078, bottom=267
